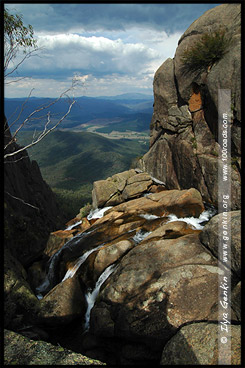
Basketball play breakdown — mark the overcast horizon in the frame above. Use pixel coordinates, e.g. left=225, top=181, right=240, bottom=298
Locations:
left=5, top=3, right=220, bottom=98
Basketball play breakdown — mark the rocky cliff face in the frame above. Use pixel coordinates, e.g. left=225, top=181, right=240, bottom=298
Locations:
left=4, top=122, right=65, bottom=266
left=139, top=4, right=241, bottom=209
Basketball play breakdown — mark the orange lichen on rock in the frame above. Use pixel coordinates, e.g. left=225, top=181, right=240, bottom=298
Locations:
left=189, top=90, right=202, bottom=113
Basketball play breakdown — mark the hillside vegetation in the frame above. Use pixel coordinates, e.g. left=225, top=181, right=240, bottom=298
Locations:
left=17, top=130, right=149, bottom=219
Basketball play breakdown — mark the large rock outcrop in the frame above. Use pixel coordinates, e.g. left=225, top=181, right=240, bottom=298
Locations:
left=138, top=4, right=241, bottom=210
left=88, top=228, right=239, bottom=364
left=35, top=186, right=205, bottom=295
left=6, top=167, right=241, bottom=365
left=92, top=169, right=166, bottom=209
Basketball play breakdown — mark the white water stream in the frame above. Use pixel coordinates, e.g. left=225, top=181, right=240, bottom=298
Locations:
left=65, top=220, right=83, bottom=231
left=36, top=233, right=84, bottom=298
left=36, top=200, right=216, bottom=330
left=87, top=206, right=112, bottom=220
left=81, top=206, right=216, bottom=330
left=133, top=230, right=152, bottom=244
left=84, top=263, right=117, bottom=332
left=139, top=214, right=160, bottom=220
left=167, top=208, right=216, bottom=230
left=36, top=207, right=113, bottom=298
left=62, top=243, right=105, bottom=282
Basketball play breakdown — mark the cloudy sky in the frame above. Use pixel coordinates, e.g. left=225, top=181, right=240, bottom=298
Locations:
left=5, top=3, right=219, bottom=98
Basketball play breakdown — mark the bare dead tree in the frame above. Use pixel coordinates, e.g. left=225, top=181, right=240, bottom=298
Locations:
left=4, top=84, right=77, bottom=160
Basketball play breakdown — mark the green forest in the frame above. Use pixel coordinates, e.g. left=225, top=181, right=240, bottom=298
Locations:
left=17, top=130, right=149, bottom=219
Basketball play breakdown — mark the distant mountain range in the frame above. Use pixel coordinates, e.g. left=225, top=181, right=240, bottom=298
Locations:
left=5, top=93, right=153, bottom=133
left=94, top=92, right=153, bottom=100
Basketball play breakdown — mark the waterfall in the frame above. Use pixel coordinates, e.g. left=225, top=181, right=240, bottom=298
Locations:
left=139, top=214, right=160, bottom=220
left=84, top=263, right=117, bottom=332
left=166, top=207, right=217, bottom=230
left=87, top=206, right=112, bottom=220
left=36, top=230, right=93, bottom=298
left=132, top=230, right=152, bottom=244
left=65, top=220, right=83, bottom=231
left=136, top=206, right=216, bottom=230
left=36, top=206, right=114, bottom=299
left=62, top=243, right=105, bottom=281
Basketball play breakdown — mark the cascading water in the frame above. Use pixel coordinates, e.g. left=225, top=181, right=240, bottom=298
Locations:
left=62, top=243, right=105, bottom=282
left=136, top=206, right=216, bottom=231
left=84, top=263, right=117, bottom=332
left=139, top=214, right=160, bottom=220
left=36, top=207, right=114, bottom=299
left=65, top=220, right=83, bottom=231
left=81, top=227, right=152, bottom=331
left=80, top=206, right=216, bottom=331
left=166, top=207, right=217, bottom=230
left=36, top=198, right=216, bottom=330
left=132, top=230, right=152, bottom=244
left=87, top=206, right=112, bottom=220
left=36, top=230, right=94, bottom=298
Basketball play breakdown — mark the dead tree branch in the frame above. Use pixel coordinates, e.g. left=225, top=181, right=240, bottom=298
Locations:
left=5, top=191, right=40, bottom=211
left=4, top=98, right=75, bottom=160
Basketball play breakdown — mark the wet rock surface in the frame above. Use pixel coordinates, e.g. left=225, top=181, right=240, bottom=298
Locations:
left=5, top=172, right=241, bottom=365
left=44, top=230, right=76, bottom=258
left=35, top=187, right=205, bottom=295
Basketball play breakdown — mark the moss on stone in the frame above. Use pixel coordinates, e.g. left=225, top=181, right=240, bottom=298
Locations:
left=4, top=329, right=106, bottom=365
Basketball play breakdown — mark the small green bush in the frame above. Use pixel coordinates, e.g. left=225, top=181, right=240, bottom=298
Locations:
left=78, top=203, right=92, bottom=218
left=181, top=28, right=231, bottom=72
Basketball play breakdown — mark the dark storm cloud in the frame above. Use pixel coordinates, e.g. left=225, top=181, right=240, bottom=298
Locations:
left=6, top=3, right=219, bottom=33
left=4, top=3, right=221, bottom=97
